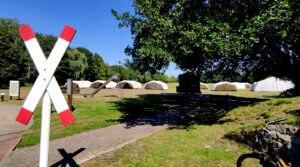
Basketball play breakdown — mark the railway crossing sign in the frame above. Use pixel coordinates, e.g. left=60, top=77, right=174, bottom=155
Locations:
left=17, top=25, right=76, bottom=167
left=16, top=25, right=76, bottom=126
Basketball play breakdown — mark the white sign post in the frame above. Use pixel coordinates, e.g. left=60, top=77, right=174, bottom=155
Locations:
left=17, top=25, right=76, bottom=167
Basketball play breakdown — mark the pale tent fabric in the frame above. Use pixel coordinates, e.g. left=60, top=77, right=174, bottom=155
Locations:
left=91, top=80, right=117, bottom=89
left=232, top=82, right=251, bottom=89
left=200, top=82, right=209, bottom=89
left=91, top=80, right=106, bottom=88
left=211, top=82, right=237, bottom=91
left=105, top=81, right=117, bottom=88
left=73, top=80, right=92, bottom=88
left=116, top=80, right=142, bottom=89
left=144, top=80, right=168, bottom=90
left=63, top=82, right=79, bottom=88
left=245, top=83, right=252, bottom=89
left=251, top=77, right=294, bottom=92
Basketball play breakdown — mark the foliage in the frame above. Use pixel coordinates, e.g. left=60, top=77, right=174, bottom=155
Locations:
left=0, top=18, right=176, bottom=87
left=112, top=0, right=300, bottom=92
left=66, top=48, right=88, bottom=80
left=0, top=18, right=27, bottom=88
left=77, top=47, right=94, bottom=81
left=90, top=53, right=106, bottom=80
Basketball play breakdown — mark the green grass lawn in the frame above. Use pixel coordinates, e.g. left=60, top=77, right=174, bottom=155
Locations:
left=81, top=95, right=299, bottom=167
left=17, top=96, right=123, bottom=147
left=2, top=83, right=299, bottom=166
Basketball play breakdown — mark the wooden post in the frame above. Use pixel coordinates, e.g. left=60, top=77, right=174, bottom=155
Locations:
left=18, top=82, right=21, bottom=100
left=67, top=79, right=73, bottom=110
left=0, top=93, right=4, bottom=101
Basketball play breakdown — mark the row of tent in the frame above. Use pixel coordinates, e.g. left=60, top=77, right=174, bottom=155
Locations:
left=70, top=76, right=294, bottom=92
left=71, top=80, right=169, bottom=90
left=209, top=77, right=294, bottom=92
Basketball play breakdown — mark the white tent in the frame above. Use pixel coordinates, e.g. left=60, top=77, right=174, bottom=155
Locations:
left=116, top=80, right=142, bottom=89
left=144, top=81, right=168, bottom=90
left=91, top=80, right=117, bottom=89
left=200, top=82, right=209, bottom=89
left=232, top=82, right=251, bottom=90
left=251, top=77, right=294, bottom=92
left=72, top=80, right=92, bottom=88
left=211, top=82, right=237, bottom=91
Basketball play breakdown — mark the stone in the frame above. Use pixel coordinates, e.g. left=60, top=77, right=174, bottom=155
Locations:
left=276, top=132, right=291, bottom=143
left=266, top=125, right=276, bottom=131
left=275, top=125, right=286, bottom=134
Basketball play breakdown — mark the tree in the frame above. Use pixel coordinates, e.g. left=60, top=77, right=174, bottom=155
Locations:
left=142, top=71, right=152, bottom=83
left=90, top=53, right=106, bottom=80
left=76, top=47, right=94, bottom=81
left=112, top=0, right=300, bottom=93
left=0, top=18, right=27, bottom=88
left=66, top=49, right=88, bottom=80
left=109, top=65, right=129, bottom=81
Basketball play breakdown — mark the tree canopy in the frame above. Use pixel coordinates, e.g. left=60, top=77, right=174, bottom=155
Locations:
left=0, top=18, right=27, bottom=88
left=0, top=18, right=177, bottom=87
left=112, top=0, right=300, bottom=92
left=90, top=53, right=106, bottom=80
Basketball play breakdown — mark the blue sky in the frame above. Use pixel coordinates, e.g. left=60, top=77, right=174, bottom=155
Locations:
left=0, top=0, right=183, bottom=77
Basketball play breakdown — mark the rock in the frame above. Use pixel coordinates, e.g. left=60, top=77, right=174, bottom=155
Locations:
left=276, top=132, right=291, bottom=143
left=275, top=125, right=286, bottom=134
left=240, top=124, right=300, bottom=167
left=266, top=125, right=276, bottom=131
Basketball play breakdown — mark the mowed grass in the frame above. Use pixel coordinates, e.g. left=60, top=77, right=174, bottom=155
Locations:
left=81, top=96, right=300, bottom=167
left=8, top=83, right=204, bottom=147
left=79, top=86, right=299, bottom=167
left=17, top=96, right=122, bottom=147
left=1, top=80, right=297, bottom=167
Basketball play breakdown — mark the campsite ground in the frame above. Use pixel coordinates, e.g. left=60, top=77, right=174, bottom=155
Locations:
left=1, top=83, right=299, bottom=166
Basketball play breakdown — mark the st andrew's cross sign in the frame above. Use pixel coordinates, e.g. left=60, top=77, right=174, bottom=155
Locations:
left=16, top=25, right=76, bottom=126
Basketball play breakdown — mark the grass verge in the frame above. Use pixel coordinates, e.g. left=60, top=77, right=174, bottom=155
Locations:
left=17, top=96, right=122, bottom=148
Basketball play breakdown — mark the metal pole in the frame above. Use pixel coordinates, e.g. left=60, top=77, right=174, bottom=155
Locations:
left=39, top=92, right=51, bottom=167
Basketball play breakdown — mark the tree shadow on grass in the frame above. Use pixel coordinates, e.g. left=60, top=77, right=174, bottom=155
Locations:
left=109, top=94, right=267, bottom=129
left=287, top=109, right=300, bottom=126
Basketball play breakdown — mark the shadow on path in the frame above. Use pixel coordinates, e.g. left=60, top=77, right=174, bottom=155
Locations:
left=50, top=148, right=85, bottom=167
left=110, top=94, right=268, bottom=129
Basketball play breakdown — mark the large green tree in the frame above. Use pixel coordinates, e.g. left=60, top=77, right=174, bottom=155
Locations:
left=0, top=18, right=27, bottom=88
left=112, top=0, right=300, bottom=93
left=90, top=53, right=106, bottom=80
left=109, top=65, right=129, bottom=81
left=66, top=48, right=88, bottom=80
left=76, top=47, right=94, bottom=81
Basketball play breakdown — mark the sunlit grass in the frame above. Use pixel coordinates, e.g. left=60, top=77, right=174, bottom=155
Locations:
left=80, top=92, right=299, bottom=167
left=1, top=83, right=290, bottom=153
left=17, top=95, right=122, bottom=148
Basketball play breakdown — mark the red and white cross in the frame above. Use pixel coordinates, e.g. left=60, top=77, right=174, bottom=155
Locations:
left=16, top=25, right=76, bottom=126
